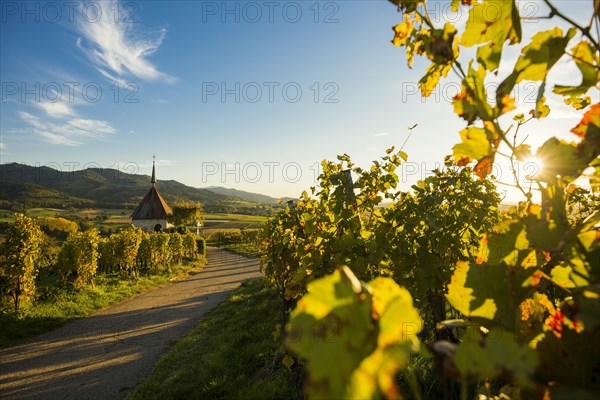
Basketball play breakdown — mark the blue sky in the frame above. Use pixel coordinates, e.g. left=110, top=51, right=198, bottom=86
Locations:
left=0, top=1, right=595, bottom=200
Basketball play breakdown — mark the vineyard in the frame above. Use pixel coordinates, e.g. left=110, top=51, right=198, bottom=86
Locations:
left=258, top=1, right=599, bottom=399
left=0, top=1, right=598, bottom=399
left=0, top=214, right=206, bottom=341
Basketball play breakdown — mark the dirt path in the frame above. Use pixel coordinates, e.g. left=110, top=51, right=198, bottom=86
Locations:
left=0, top=248, right=261, bottom=400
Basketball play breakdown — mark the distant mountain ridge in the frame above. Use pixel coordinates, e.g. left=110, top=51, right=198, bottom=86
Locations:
left=0, top=163, right=280, bottom=213
left=206, top=186, right=280, bottom=205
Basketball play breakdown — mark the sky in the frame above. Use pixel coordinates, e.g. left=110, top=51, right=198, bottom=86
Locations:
left=0, top=0, right=596, bottom=202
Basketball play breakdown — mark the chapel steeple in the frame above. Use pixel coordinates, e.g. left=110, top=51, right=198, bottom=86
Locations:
left=151, top=155, right=156, bottom=186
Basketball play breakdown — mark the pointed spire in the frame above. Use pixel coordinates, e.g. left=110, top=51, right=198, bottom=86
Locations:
left=151, top=155, right=156, bottom=186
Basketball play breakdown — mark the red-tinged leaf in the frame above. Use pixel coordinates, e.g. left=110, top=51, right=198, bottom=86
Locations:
left=456, top=157, right=472, bottom=167
left=571, top=103, right=600, bottom=138
left=474, top=155, right=495, bottom=179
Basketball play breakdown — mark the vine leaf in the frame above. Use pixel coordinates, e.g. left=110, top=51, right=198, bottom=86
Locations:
left=446, top=261, right=506, bottom=322
left=480, top=219, right=529, bottom=266
left=497, top=27, right=576, bottom=113
left=286, top=266, right=421, bottom=399
left=446, top=260, right=536, bottom=330
left=420, top=63, right=452, bottom=97
left=554, top=41, right=599, bottom=104
left=391, top=16, right=413, bottom=48
left=453, top=63, right=496, bottom=124
left=535, top=138, right=590, bottom=182
left=461, top=0, right=521, bottom=71
left=369, top=277, right=422, bottom=348
left=571, top=103, right=600, bottom=138
left=454, top=327, right=538, bottom=387
left=474, top=155, right=495, bottom=180
left=452, top=127, right=493, bottom=166
left=536, top=327, right=600, bottom=395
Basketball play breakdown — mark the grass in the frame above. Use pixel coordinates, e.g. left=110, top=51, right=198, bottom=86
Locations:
left=1, top=208, right=267, bottom=232
left=0, top=261, right=205, bottom=348
left=128, top=278, right=298, bottom=400
left=204, top=213, right=267, bottom=222
left=203, top=213, right=267, bottom=231
left=217, top=242, right=261, bottom=258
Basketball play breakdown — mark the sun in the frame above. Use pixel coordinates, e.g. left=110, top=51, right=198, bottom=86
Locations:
left=523, top=157, right=544, bottom=181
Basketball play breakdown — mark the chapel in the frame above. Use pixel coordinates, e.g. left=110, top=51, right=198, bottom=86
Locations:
left=131, top=161, right=173, bottom=232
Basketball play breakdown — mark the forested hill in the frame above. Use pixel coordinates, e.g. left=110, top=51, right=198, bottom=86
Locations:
left=0, top=163, right=279, bottom=214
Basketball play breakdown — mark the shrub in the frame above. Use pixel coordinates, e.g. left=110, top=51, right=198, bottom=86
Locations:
left=196, top=237, right=206, bottom=255
left=57, top=229, right=100, bottom=287
left=0, top=214, right=45, bottom=311
left=182, top=233, right=198, bottom=259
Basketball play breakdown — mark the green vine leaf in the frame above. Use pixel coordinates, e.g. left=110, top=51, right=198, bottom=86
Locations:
left=535, top=137, right=590, bottom=182
left=287, top=266, right=422, bottom=399
left=454, top=327, right=538, bottom=387
left=554, top=41, right=599, bottom=104
left=453, top=63, right=496, bottom=124
left=461, top=0, right=521, bottom=71
left=497, top=27, right=576, bottom=110
left=452, top=127, right=493, bottom=166
left=446, top=260, right=536, bottom=330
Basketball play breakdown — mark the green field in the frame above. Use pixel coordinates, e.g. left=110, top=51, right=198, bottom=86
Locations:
left=202, top=213, right=267, bottom=232
left=0, top=208, right=267, bottom=233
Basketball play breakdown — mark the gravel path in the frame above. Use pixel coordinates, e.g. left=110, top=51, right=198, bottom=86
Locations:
left=0, top=248, right=261, bottom=400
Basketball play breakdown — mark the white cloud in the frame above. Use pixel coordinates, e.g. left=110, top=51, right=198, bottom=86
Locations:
left=372, top=132, right=390, bottom=137
left=96, top=66, right=128, bottom=87
left=36, top=101, right=76, bottom=118
left=76, top=1, right=176, bottom=84
left=18, top=111, right=115, bottom=146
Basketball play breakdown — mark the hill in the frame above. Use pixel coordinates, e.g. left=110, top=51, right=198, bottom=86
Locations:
left=205, top=186, right=280, bottom=204
left=0, top=163, right=278, bottom=214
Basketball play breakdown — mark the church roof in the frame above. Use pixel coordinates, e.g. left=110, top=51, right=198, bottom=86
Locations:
left=131, top=186, right=173, bottom=220
left=131, top=161, right=173, bottom=220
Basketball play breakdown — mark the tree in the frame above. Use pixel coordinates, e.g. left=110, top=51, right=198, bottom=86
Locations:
left=171, top=201, right=204, bottom=227
left=0, top=214, right=45, bottom=311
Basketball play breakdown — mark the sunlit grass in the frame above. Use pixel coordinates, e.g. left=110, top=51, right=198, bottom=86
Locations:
left=128, top=278, right=297, bottom=400
left=0, top=261, right=204, bottom=347
left=217, top=242, right=261, bottom=258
